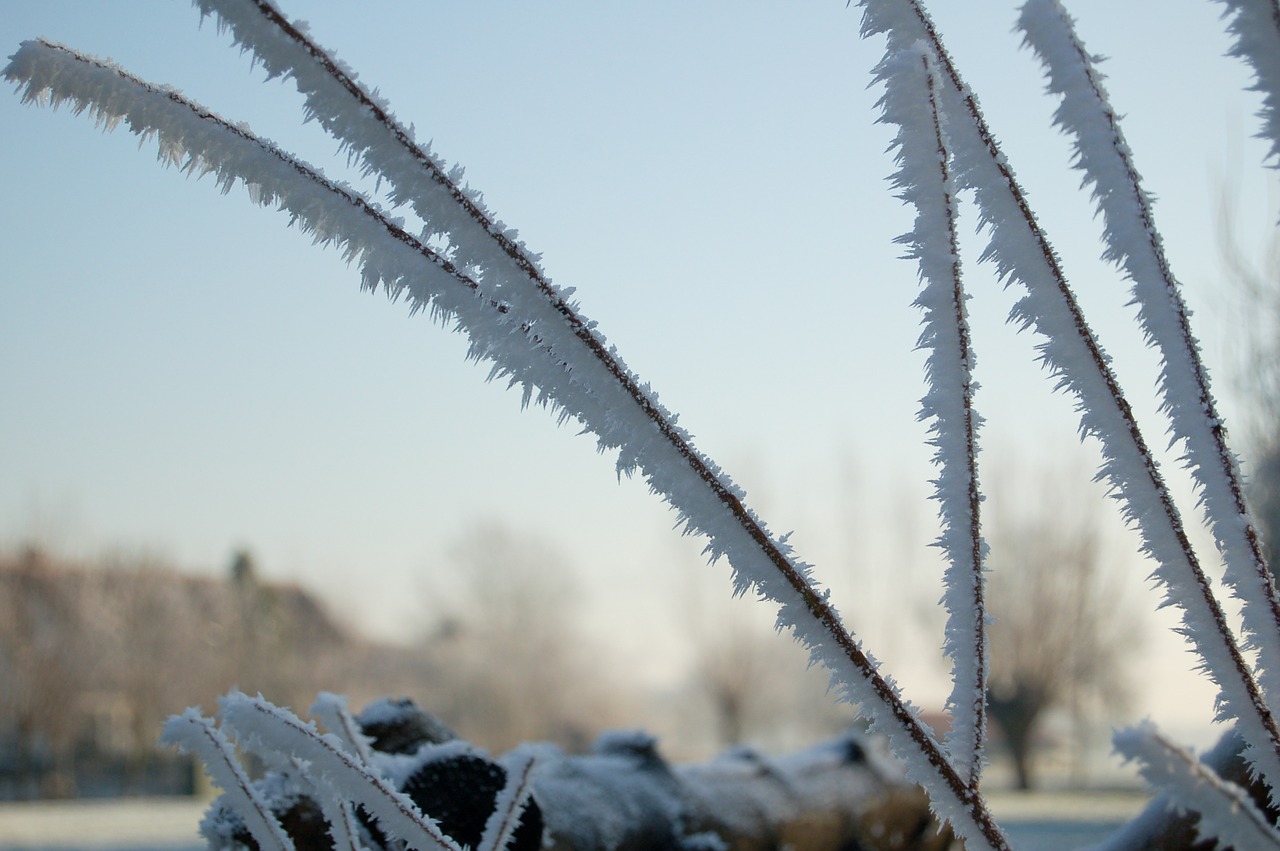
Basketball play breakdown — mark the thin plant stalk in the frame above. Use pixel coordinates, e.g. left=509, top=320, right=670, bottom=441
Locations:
left=3, top=38, right=1009, bottom=850
left=880, top=43, right=988, bottom=790
left=861, top=0, right=1280, bottom=798
left=1019, top=0, right=1280, bottom=718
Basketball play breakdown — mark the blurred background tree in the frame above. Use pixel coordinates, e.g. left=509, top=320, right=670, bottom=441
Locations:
left=1220, top=190, right=1280, bottom=576
left=983, top=462, right=1141, bottom=791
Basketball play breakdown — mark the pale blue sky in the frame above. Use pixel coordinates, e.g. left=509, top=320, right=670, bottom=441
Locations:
left=1, top=2, right=1275, bottom=742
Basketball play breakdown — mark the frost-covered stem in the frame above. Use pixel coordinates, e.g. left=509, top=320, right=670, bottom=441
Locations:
left=923, top=52, right=986, bottom=793
left=309, top=694, right=376, bottom=849
left=4, top=37, right=1007, bottom=849
left=219, top=693, right=462, bottom=851
left=478, top=750, right=537, bottom=851
left=861, top=0, right=1280, bottom=798
left=1114, top=720, right=1280, bottom=850
left=195, top=0, right=554, bottom=286
left=161, top=710, right=296, bottom=851
left=883, top=45, right=987, bottom=790
left=312, top=692, right=375, bottom=767
left=289, top=755, right=368, bottom=851
left=175, top=5, right=1015, bottom=844
left=1213, top=0, right=1280, bottom=165
left=1019, top=0, right=1280, bottom=715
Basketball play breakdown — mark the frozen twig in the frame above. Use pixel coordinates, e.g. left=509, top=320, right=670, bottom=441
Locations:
left=160, top=709, right=296, bottom=851
left=3, top=33, right=1006, bottom=849
left=860, top=0, right=1280, bottom=803
left=1213, top=0, right=1280, bottom=166
left=151, top=7, right=1019, bottom=846
left=1019, top=0, right=1280, bottom=725
left=878, top=43, right=987, bottom=791
left=1114, top=720, right=1280, bottom=850
left=312, top=691, right=376, bottom=767
left=478, top=748, right=538, bottom=851
left=309, top=693, right=376, bottom=851
left=219, top=692, right=462, bottom=851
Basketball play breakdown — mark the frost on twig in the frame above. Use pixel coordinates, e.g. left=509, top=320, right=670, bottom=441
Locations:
left=10, top=19, right=1011, bottom=849
left=1019, top=0, right=1280, bottom=723
left=311, top=691, right=376, bottom=767
left=219, top=692, right=463, bottom=851
left=877, top=42, right=987, bottom=790
left=478, top=748, right=538, bottom=851
left=1213, top=0, right=1280, bottom=166
left=12, top=0, right=1280, bottom=844
left=168, top=692, right=943, bottom=851
left=1114, top=720, right=1280, bottom=851
left=860, top=0, right=1280, bottom=803
left=160, top=709, right=296, bottom=851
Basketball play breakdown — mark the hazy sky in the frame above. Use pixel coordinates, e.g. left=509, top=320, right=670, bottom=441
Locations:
left=2, top=2, right=1276, bottom=746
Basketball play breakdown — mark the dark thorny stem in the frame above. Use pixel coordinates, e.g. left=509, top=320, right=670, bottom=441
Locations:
left=897, top=0, right=1280, bottom=766
left=209, top=4, right=1012, bottom=845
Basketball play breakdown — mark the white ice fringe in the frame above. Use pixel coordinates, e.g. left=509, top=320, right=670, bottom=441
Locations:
left=478, top=748, right=538, bottom=851
left=308, top=693, right=376, bottom=850
left=3, top=34, right=1002, bottom=850
left=160, top=709, right=297, bottom=851
left=191, top=0, right=561, bottom=325
left=1213, top=0, right=1280, bottom=167
left=1114, top=720, right=1280, bottom=850
left=878, top=43, right=988, bottom=789
left=153, top=9, right=1021, bottom=846
left=1019, top=0, right=1280, bottom=724
left=218, top=692, right=462, bottom=851
left=861, top=0, right=1280, bottom=807
left=312, top=691, right=376, bottom=767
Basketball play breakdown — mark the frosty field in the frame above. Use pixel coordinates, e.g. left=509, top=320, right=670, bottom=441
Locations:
left=0, top=790, right=1148, bottom=851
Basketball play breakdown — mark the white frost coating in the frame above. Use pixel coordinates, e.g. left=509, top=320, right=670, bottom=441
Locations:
left=478, top=747, right=538, bottom=851
left=161, top=709, right=297, bottom=851
left=1018, top=0, right=1280, bottom=720
left=1114, top=720, right=1280, bottom=850
left=309, top=693, right=378, bottom=849
left=191, top=0, right=566, bottom=336
left=218, top=692, right=462, bottom=851
left=6, top=29, right=999, bottom=848
left=876, top=44, right=987, bottom=787
left=311, top=691, right=376, bottom=767
left=861, top=0, right=1280, bottom=808
left=1214, top=0, right=1280, bottom=166
left=5, top=16, right=1022, bottom=847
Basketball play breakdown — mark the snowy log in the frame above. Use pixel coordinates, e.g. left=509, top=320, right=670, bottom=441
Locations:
left=199, top=697, right=954, bottom=851
left=1104, top=729, right=1280, bottom=850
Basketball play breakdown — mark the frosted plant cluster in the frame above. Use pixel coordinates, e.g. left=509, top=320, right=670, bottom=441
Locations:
left=6, top=0, right=1280, bottom=848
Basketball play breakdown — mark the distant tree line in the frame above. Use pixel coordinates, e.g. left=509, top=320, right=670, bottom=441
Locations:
left=0, top=546, right=392, bottom=798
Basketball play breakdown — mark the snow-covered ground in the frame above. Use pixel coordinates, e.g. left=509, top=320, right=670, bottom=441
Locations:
left=0, top=798, right=205, bottom=851
left=0, top=790, right=1149, bottom=850
left=987, top=789, right=1149, bottom=850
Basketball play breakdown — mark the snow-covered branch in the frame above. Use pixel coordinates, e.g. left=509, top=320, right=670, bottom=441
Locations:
left=478, top=749, right=538, bottom=851
left=1114, top=720, right=1280, bottom=851
left=1019, top=0, right=1280, bottom=723
left=861, top=0, right=1280, bottom=803
left=4, top=32, right=1008, bottom=849
left=13, top=0, right=1280, bottom=844
left=219, top=692, right=462, bottom=851
left=1214, top=0, right=1280, bottom=166
left=160, top=709, right=296, bottom=851
left=877, top=43, right=987, bottom=792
